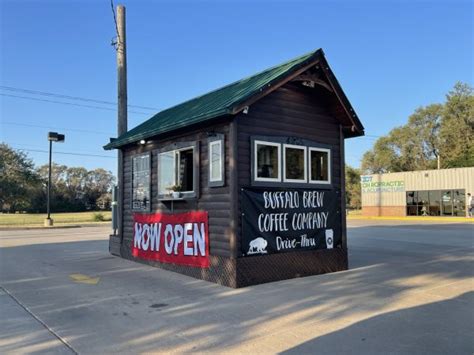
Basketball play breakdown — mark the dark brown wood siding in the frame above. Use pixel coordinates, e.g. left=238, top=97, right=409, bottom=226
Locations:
left=121, top=82, right=344, bottom=259
left=121, top=121, right=233, bottom=257
left=236, top=82, right=343, bottom=253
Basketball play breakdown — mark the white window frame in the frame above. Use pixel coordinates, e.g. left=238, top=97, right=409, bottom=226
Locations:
left=131, top=153, right=151, bottom=211
left=283, top=144, right=307, bottom=183
left=209, top=140, right=223, bottom=183
left=158, top=146, right=195, bottom=195
left=308, top=147, right=331, bottom=184
left=254, top=140, right=281, bottom=182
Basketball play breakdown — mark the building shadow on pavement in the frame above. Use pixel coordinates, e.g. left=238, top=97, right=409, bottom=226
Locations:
left=0, top=222, right=473, bottom=353
left=281, top=291, right=474, bottom=355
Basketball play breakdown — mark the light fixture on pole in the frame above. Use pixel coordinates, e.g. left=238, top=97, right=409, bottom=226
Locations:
left=44, top=132, right=65, bottom=227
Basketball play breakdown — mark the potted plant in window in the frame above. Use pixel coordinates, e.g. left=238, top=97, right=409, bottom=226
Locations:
left=169, top=184, right=182, bottom=199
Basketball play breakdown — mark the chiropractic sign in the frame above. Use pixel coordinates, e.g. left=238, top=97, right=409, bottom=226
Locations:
left=361, top=175, right=405, bottom=193
left=132, top=211, right=209, bottom=268
left=241, top=188, right=340, bottom=256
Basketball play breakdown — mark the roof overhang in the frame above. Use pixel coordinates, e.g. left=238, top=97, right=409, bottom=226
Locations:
left=104, top=49, right=364, bottom=150
left=229, top=50, right=364, bottom=138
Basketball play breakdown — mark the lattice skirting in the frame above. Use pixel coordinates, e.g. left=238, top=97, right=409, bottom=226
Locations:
left=236, top=248, right=348, bottom=287
left=116, top=238, right=347, bottom=288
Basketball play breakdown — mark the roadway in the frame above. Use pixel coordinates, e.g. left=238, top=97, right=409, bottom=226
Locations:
left=1, top=221, right=473, bottom=354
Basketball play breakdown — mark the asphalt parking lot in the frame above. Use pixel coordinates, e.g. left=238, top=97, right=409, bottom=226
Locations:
left=1, top=221, right=473, bottom=354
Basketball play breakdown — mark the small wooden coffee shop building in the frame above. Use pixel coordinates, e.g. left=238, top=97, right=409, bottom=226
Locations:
left=104, top=49, right=364, bottom=287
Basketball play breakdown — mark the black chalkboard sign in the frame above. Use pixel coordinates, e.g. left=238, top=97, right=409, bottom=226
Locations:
left=241, top=188, right=341, bottom=256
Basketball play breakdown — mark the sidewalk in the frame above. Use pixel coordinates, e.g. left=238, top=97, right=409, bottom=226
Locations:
left=0, top=288, right=74, bottom=354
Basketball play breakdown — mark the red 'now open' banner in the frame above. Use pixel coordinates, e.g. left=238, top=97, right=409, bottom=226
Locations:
left=132, top=211, right=209, bottom=268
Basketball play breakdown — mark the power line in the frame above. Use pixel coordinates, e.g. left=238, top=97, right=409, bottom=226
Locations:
left=3, top=122, right=109, bottom=135
left=110, top=0, right=121, bottom=45
left=13, top=147, right=115, bottom=159
left=2, top=120, right=383, bottom=142
left=2, top=121, right=112, bottom=135
left=13, top=143, right=112, bottom=155
left=0, top=85, right=159, bottom=111
left=0, top=88, right=385, bottom=139
left=357, top=136, right=379, bottom=141
left=0, top=93, right=150, bottom=115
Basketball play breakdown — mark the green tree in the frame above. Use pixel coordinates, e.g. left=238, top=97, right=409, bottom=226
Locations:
left=0, top=143, right=42, bottom=212
left=361, top=135, right=402, bottom=173
left=36, top=164, right=76, bottom=212
left=96, top=193, right=112, bottom=210
left=0, top=144, right=115, bottom=213
left=36, top=165, right=115, bottom=212
left=362, top=82, right=473, bottom=173
left=439, top=82, right=474, bottom=168
left=64, top=166, right=89, bottom=210
left=407, top=104, right=443, bottom=168
left=345, top=165, right=361, bottom=209
left=84, top=168, right=114, bottom=210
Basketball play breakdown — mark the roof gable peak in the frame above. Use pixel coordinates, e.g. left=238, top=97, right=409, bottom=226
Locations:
left=104, top=48, right=363, bottom=150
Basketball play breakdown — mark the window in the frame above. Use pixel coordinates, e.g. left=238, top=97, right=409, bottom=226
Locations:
left=406, top=191, right=417, bottom=206
left=158, top=144, right=197, bottom=198
left=283, top=144, right=307, bottom=183
left=309, top=147, right=331, bottom=184
left=208, top=134, right=224, bottom=187
left=158, top=151, right=175, bottom=195
left=132, top=153, right=150, bottom=210
left=254, top=140, right=281, bottom=182
left=406, top=191, right=417, bottom=216
left=429, top=190, right=441, bottom=216
left=252, top=137, right=332, bottom=187
left=453, top=190, right=466, bottom=216
left=417, top=190, right=429, bottom=216
left=441, top=190, right=452, bottom=215
left=406, top=189, right=465, bottom=216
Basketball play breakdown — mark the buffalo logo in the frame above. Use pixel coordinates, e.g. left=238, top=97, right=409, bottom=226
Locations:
left=247, top=237, right=268, bottom=255
left=325, top=229, right=334, bottom=249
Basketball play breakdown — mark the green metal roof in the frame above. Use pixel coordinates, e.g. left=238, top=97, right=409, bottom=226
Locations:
left=104, top=49, right=325, bottom=150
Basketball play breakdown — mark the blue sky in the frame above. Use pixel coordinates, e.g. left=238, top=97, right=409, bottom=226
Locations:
left=1, top=0, right=472, bottom=175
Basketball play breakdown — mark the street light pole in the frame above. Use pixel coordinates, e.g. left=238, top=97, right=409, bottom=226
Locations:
left=44, top=132, right=65, bottom=227
left=47, top=139, right=52, bottom=220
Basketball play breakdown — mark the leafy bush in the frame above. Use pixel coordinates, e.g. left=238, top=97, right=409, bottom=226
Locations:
left=93, top=212, right=106, bottom=222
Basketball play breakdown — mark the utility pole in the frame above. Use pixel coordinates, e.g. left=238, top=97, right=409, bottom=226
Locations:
left=117, top=5, right=127, bottom=137
left=434, top=148, right=441, bottom=170
left=116, top=5, right=127, bottom=241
